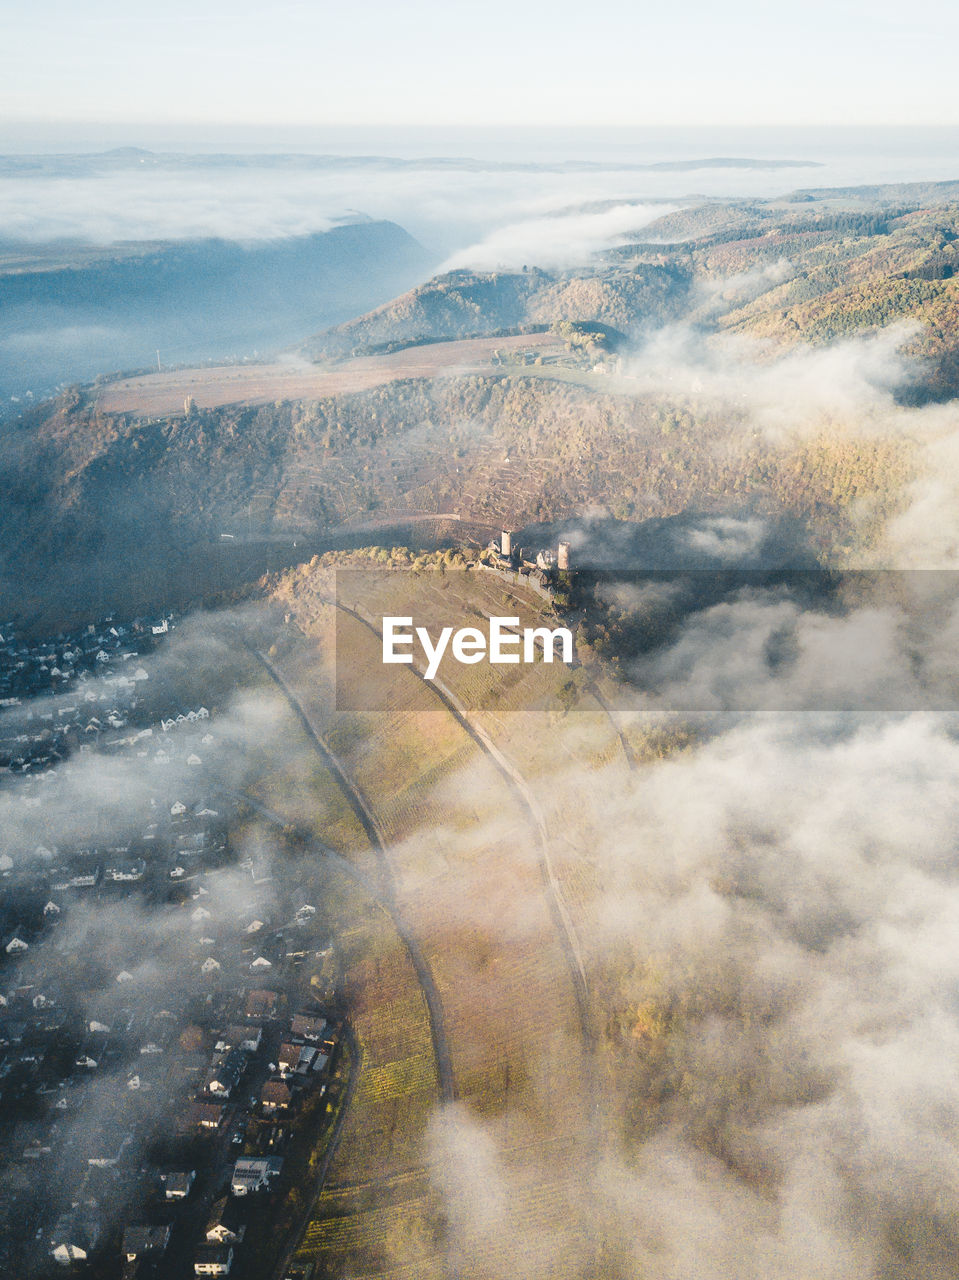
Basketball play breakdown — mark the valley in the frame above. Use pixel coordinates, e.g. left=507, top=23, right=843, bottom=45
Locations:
left=5, top=170, right=959, bottom=1280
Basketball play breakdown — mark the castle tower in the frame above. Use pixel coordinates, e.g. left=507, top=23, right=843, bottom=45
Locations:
left=557, top=541, right=570, bottom=571
left=501, top=530, right=512, bottom=558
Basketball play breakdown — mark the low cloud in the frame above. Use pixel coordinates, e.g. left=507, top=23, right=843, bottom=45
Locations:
left=583, top=710, right=959, bottom=1276
left=0, top=159, right=678, bottom=256
left=440, top=202, right=674, bottom=271
left=621, top=320, right=922, bottom=438
left=681, top=516, right=769, bottom=563
left=693, top=259, right=797, bottom=314
left=423, top=703, right=959, bottom=1278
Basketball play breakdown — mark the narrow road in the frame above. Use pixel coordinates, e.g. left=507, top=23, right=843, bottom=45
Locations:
left=268, top=1021, right=361, bottom=1280
left=251, top=645, right=393, bottom=902
left=433, top=573, right=636, bottom=776
left=585, top=679, right=637, bottom=772
left=242, top=661, right=457, bottom=1105
left=243, top=789, right=457, bottom=1276
left=329, top=600, right=594, bottom=1050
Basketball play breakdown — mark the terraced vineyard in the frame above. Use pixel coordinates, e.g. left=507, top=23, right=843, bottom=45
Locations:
left=290, top=838, right=449, bottom=1278
left=252, top=566, right=627, bottom=1276
left=330, top=939, right=441, bottom=1183
left=220, top=558, right=707, bottom=1277
left=300, top=1192, right=445, bottom=1280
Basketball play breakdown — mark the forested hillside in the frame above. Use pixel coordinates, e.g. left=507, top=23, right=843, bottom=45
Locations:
left=7, top=184, right=959, bottom=625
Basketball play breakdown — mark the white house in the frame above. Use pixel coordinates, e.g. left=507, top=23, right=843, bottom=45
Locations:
left=231, top=1157, right=282, bottom=1196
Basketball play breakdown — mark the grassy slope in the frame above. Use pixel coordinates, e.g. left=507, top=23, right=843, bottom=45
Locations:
left=2, top=368, right=917, bottom=626
left=10, top=188, right=959, bottom=626
left=257, top=566, right=635, bottom=1277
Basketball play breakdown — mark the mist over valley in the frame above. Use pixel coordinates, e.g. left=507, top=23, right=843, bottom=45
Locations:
left=7, top=127, right=959, bottom=1279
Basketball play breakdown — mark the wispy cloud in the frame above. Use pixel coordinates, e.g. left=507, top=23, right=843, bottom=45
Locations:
left=440, top=202, right=673, bottom=271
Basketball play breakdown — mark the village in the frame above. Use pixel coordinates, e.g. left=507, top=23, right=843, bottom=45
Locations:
left=0, top=614, right=345, bottom=1280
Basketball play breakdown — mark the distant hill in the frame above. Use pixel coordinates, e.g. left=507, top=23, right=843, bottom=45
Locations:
left=0, top=220, right=434, bottom=405
left=785, top=178, right=959, bottom=204
left=671, top=202, right=959, bottom=400
left=301, top=262, right=691, bottom=358
left=0, top=365, right=913, bottom=628
left=9, top=187, right=959, bottom=625
left=302, top=196, right=959, bottom=400
left=0, top=150, right=820, bottom=178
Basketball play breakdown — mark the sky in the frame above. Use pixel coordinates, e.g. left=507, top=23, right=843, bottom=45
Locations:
left=1, top=0, right=958, bottom=129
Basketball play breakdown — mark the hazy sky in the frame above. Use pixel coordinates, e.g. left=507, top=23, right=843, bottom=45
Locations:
left=1, top=0, right=957, bottom=128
